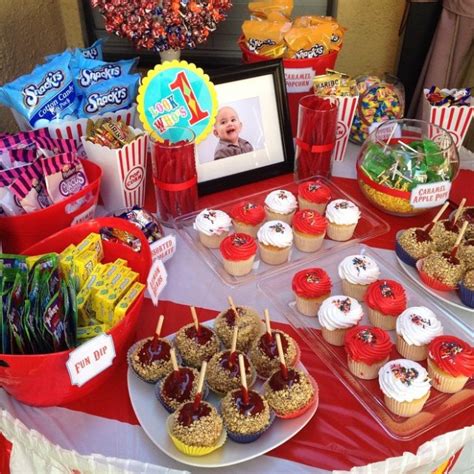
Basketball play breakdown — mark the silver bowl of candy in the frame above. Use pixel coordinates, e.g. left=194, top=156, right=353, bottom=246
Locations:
left=357, top=119, right=459, bottom=217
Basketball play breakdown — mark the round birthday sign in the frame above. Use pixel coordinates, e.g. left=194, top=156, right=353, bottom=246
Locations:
left=137, top=60, right=217, bottom=144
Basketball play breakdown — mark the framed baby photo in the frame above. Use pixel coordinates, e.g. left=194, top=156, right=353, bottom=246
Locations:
left=196, top=61, right=294, bottom=195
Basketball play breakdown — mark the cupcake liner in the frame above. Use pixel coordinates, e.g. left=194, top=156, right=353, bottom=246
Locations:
left=395, top=335, right=428, bottom=361
left=395, top=239, right=418, bottom=267
left=232, top=220, right=260, bottom=238
left=127, top=340, right=174, bottom=385
left=198, top=231, right=229, bottom=249
left=416, top=259, right=457, bottom=292
left=297, top=196, right=327, bottom=214
left=367, top=308, right=397, bottom=331
left=293, top=231, right=325, bottom=253
left=264, top=208, right=295, bottom=225
left=222, top=255, right=256, bottom=276
left=383, top=392, right=430, bottom=417
left=225, top=411, right=276, bottom=443
left=326, top=222, right=356, bottom=242
left=341, top=280, right=369, bottom=301
left=321, top=327, right=348, bottom=346
left=272, top=374, right=319, bottom=419
left=167, top=415, right=227, bottom=456
left=294, top=293, right=328, bottom=317
left=156, top=378, right=210, bottom=413
left=347, top=356, right=389, bottom=380
left=258, top=242, right=291, bottom=265
left=459, top=281, right=474, bottom=308
left=427, top=358, right=469, bottom=394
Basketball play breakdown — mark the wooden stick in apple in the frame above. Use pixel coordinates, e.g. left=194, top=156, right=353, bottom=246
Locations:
left=190, top=306, right=200, bottom=334
left=423, top=202, right=450, bottom=232
left=238, top=353, right=249, bottom=404
left=275, top=333, right=288, bottom=380
left=451, top=221, right=468, bottom=258
left=264, top=308, right=272, bottom=342
left=453, top=198, right=466, bottom=224
left=193, top=360, right=207, bottom=410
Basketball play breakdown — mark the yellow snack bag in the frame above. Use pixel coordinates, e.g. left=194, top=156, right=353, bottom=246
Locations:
left=242, top=20, right=290, bottom=58
left=249, top=0, right=293, bottom=20
left=284, top=26, right=331, bottom=59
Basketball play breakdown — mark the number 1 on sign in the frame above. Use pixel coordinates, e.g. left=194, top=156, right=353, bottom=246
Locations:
left=170, top=71, right=209, bottom=125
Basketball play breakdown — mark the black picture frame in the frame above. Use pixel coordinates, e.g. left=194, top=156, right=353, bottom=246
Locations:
left=196, top=60, right=294, bottom=195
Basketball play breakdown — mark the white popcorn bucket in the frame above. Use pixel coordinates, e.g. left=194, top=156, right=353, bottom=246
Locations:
left=332, top=95, right=359, bottom=161
left=423, top=89, right=473, bottom=149
left=11, top=105, right=137, bottom=144
left=81, top=128, right=148, bottom=211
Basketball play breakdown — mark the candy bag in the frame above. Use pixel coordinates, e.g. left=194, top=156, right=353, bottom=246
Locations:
left=76, top=38, right=106, bottom=61
left=0, top=167, right=29, bottom=216
left=6, top=272, right=27, bottom=354
left=42, top=152, right=88, bottom=203
left=10, top=160, right=52, bottom=213
left=77, top=73, right=140, bottom=118
left=0, top=129, right=50, bottom=149
left=0, top=52, right=79, bottom=127
left=248, top=0, right=293, bottom=20
left=293, top=16, right=345, bottom=50
left=242, top=20, right=291, bottom=58
left=284, top=25, right=331, bottom=59
left=73, top=56, right=137, bottom=92
left=33, top=136, right=77, bottom=157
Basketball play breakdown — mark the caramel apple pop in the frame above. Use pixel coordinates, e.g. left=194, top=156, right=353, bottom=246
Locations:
left=238, top=354, right=250, bottom=404
left=424, top=202, right=450, bottom=233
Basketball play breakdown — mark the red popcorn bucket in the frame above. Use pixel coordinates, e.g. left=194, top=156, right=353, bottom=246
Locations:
left=0, top=159, right=102, bottom=254
left=0, top=217, right=152, bottom=407
left=151, top=127, right=198, bottom=224
left=422, top=90, right=473, bottom=149
left=239, top=38, right=339, bottom=137
left=416, top=259, right=457, bottom=292
left=10, top=105, right=137, bottom=144
left=81, top=129, right=149, bottom=212
left=332, top=95, right=359, bottom=162
left=295, top=95, right=338, bottom=179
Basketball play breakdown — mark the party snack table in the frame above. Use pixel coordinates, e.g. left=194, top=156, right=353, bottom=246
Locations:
left=1, top=143, right=473, bottom=473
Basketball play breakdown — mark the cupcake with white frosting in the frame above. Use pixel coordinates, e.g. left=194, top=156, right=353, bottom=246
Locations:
left=396, top=307, right=443, bottom=361
left=257, top=220, right=293, bottom=265
left=193, top=209, right=232, bottom=249
left=325, top=199, right=361, bottom=241
left=264, top=190, right=298, bottom=224
left=338, top=254, right=380, bottom=301
left=378, top=359, right=431, bottom=417
left=317, top=295, right=364, bottom=346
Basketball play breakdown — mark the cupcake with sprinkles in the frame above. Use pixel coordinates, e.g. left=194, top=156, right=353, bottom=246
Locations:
left=264, top=189, right=298, bottom=224
left=292, top=209, right=327, bottom=252
left=427, top=335, right=474, bottom=393
left=257, top=220, right=293, bottom=265
left=325, top=199, right=361, bottom=242
left=338, top=254, right=380, bottom=301
left=344, top=325, right=393, bottom=380
left=297, top=180, right=332, bottom=213
left=229, top=201, right=265, bottom=238
left=317, top=295, right=364, bottom=346
left=459, top=269, right=474, bottom=308
left=395, top=307, right=443, bottom=361
left=193, top=208, right=232, bottom=249
left=292, top=267, right=332, bottom=316
left=220, top=233, right=257, bottom=276
left=378, top=359, right=431, bottom=417
left=366, top=279, right=407, bottom=330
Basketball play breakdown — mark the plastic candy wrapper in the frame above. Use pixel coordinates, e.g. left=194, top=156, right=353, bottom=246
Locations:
left=112, top=206, right=164, bottom=244
left=242, top=20, right=291, bottom=58
left=425, top=86, right=471, bottom=107
left=72, top=56, right=137, bottom=93
left=100, top=226, right=142, bottom=253
left=0, top=51, right=79, bottom=128
left=85, top=117, right=140, bottom=149
left=350, top=74, right=405, bottom=144
left=76, top=38, right=106, bottom=61
left=249, top=0, right=293, bottom=20
left=313, top=70, right=356, bottom=97
left=42, top=152, right=89, bottom=204
left=77, top=73, right=140, bottom=118
left=293, top=16, right=345, bottom=50
left=0, top=167, right=29, bottom=216
left=284, top=26, right=331, bottom=59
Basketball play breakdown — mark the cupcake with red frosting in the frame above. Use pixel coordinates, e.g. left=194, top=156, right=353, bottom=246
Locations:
left=427, top=336, right=474, bottom=393
left=292, top=268, right=332, bottom=316
left=292, top=209, right=327, bottom=252
left=344, top=326, right=393, bottom=380
left=366, top=279, right=407, bottom=330
left=220, top=233, right=257, bottom=276
left=297, top=180, right=332, bottom=213
left=229, top=202, right=265, bottom=238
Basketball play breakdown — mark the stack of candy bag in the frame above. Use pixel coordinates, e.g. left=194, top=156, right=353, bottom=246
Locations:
left=0, top=39, right=140, bottom=129
left=0, top=129, right=89, bottom=216
left=242, top=0, right=345, bottom=59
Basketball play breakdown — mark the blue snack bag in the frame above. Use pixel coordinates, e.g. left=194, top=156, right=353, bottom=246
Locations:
left=77, top=73, right=140, bottom=118
left=0, top=52, right=79, bottom=127
left=76, top=38, right=106, bottom=61
left=73, top=57, right=137, bottom=92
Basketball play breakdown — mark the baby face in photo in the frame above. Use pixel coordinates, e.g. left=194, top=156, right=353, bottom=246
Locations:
left=213, top=106, right=242, bottom=145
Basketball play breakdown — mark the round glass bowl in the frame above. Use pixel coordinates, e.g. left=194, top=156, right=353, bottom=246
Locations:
left=357, top=119, right=459, bottom=217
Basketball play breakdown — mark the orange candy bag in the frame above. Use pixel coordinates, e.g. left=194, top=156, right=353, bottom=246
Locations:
left=284, top=25, right=332, bottom=59
left=242, top=19, right=291, bottom=58
left=248, top=0, right=294, bottom=20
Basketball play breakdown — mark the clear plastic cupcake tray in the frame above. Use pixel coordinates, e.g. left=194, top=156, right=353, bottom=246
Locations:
left=174, top=176, right=389, bottom=287
left=257, top=243, right=474, bottom=440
